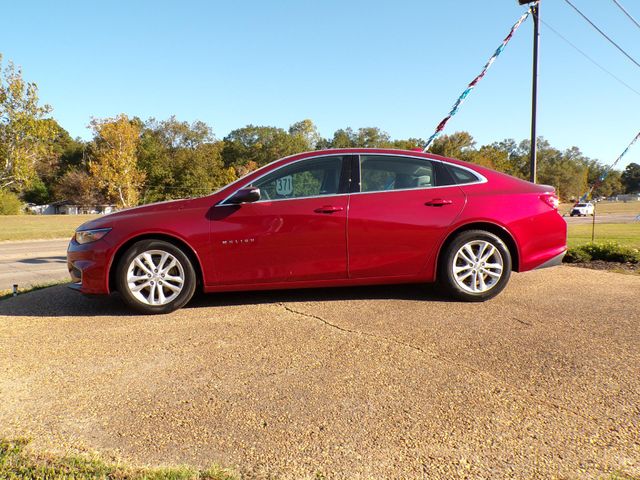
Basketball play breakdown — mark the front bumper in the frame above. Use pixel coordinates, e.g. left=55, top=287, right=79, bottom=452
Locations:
left=66, top=238, right=112, bottom=295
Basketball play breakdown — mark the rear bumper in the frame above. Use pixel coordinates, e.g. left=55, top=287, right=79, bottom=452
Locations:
left=533, top=250, right=566, bottom=270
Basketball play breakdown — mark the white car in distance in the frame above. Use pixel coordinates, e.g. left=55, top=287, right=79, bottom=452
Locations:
left=570, top=202, right=595, bottom=217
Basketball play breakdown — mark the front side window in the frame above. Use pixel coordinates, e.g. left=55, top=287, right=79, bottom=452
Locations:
left=360, top=155, right=434, bottom=192
left=252, top=156, right=344, bottom=201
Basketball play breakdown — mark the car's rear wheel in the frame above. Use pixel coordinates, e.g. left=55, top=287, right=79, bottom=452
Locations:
left=115, top=239, right=196, bottom=314
left=439, top=230, right=512, bottom=302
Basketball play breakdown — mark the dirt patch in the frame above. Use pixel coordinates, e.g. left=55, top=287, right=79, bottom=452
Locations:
left=565, top=260, right=640, bottom=274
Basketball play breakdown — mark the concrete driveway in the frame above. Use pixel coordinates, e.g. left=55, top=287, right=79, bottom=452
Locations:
left=0, top=239, right=69, bottom=291
left=0, top=266, right=638, bottom=479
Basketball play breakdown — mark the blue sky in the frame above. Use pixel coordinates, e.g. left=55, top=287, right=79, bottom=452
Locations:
left=2, top=0, right=640, bottom=169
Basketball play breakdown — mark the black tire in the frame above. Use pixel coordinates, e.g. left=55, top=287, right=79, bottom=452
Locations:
left=115, top=239, right=197, bottom=314
left=438, top=230, right=512, bottom=302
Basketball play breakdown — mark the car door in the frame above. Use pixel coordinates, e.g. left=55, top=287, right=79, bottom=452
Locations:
left=347, top=154, right=466, bottom=278
left=209, top=155, right=352, bottom=285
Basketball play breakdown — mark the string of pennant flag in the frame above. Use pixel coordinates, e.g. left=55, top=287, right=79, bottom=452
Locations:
left=422, top=7, right=533, bottom=152
left=579, top=130, right=640, bottom=202
left=420, top=4, right=638, bottom=202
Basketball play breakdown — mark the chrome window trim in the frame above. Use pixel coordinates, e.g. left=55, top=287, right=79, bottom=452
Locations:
left=355, top=153, right=487, bottom=195
left=217, top=154, right=349, bottom=206
left=216, top=151, right=487, bottom=206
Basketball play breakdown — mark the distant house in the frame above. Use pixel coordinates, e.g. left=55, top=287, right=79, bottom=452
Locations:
left=27, top=201, right=116, bottom=215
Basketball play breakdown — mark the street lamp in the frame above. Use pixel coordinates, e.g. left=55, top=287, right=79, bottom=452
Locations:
left=519, top=0, right=540, bottom=183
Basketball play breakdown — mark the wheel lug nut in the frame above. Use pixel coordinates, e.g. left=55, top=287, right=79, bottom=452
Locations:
left=150, top=281, right=154, bottom=285
left=154, top=269, right=158, bottom=273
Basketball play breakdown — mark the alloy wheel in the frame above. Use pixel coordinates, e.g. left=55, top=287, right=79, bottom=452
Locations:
left=452, top=240, right=504, bottom=293
left=126, top=249, right=185, bottom=306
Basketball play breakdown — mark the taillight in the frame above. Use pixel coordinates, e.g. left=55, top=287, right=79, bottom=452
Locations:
left=540, top=193, right=559, bottom=210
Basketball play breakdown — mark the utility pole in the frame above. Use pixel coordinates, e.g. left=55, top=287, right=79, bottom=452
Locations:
left=519, top=0, right=540, bottom=183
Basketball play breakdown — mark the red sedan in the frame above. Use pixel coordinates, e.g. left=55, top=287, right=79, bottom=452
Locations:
left=67, top=149, right=567, bottom=314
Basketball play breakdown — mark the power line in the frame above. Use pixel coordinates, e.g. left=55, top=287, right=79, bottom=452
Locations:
left=562, top=0, right=640, bottom=69
left=611, top=0, right=640, bottom=31
left=541, top=19, right=640, bottom=98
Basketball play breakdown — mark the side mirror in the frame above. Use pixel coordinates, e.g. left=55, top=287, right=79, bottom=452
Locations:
left=227, top=187, right=261, bottom=204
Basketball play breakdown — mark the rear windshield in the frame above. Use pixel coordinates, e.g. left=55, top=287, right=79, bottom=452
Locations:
left=575, top=204, right=588, bottom=207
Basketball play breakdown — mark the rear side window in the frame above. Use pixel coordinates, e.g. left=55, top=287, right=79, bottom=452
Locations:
left=360, top=155, right=434, bottom=192
left=447, top=165, right=481, bottom=184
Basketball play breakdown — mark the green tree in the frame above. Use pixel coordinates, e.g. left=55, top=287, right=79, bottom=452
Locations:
left=593, top=170, right=624, bottom=198
left=222, top=124, right=308, bottom=173
left=22, top=176, right=50, bottom=204
left=88, top=114, right=144, bottom=207
left=289, top=119, right=321, bottom=150
left=324, top=128, right=356, bottom=148
left=49, top=120, right=85, bottom=173
left=138, top=117, right=235, bottom=202
left=54, top=168, right=105, bottom=205
left=534, top=141, right=588, bottom=200
left=23, top=120, right=86, bottom=204
left=427, top=131, right=476, bottom=158
left=354, top=127, right=391, bottom=147
left=322, top=127, right=394, bottom=149
left=0, top=55, right=56, bottom=191
left=621, top=162, right=640, bottom=193
left=391, top=138, right=425, bottom=150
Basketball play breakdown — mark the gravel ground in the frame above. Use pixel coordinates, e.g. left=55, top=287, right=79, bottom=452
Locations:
left=0, top=266, right=638, bottom=479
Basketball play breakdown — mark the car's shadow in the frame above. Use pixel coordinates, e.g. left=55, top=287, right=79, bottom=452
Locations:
left=17, top=255, right=67, bottom=265
left=188, top=283, right=448, bottom=309
left=0, top=283, right=450, bottom=318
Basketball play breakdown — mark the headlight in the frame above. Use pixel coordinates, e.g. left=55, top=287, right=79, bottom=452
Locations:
left=75, top=228, right=111, bottom=245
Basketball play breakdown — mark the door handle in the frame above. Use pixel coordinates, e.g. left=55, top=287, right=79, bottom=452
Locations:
left=425, top=198, right=453, bottom=207
left=314, top=205, right=344, bottom=214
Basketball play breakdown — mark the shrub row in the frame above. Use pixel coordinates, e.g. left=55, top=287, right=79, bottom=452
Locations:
left=564, top=242, right=640, bottom=264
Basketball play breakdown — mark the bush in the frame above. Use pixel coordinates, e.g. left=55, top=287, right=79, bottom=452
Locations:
left=565, top=242, right=640, bottom=264
left=22, top=177, right=51, bottom=204
left=564, top=247, right=592, bottom=263
left=0, top=190, right=23, bottom=215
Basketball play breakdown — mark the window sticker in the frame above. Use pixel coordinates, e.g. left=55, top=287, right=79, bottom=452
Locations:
left=276, top=175, right=293, bottom=196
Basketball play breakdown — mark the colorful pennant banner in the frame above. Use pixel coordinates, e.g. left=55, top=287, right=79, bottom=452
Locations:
left=579, top=130, right=640, bottom=202
left=423, top=8, right=533, bottom=152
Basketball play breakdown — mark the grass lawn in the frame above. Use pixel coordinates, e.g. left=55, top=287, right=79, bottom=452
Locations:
left=0, top=438, right=236, bottom=480
left=567, top=223, right=640, bottom=249
left=0, top=215, right=99, bottom=241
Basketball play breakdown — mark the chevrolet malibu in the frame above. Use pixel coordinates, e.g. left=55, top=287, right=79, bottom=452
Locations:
left=67, top=149, right=567, bottom=314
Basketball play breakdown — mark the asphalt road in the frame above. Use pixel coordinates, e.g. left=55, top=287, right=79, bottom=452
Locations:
left=563, top=212, right=639, bottom=224
left=0, top=239, right=70, bottom=292
left=0, top=266, right=638, bottom=479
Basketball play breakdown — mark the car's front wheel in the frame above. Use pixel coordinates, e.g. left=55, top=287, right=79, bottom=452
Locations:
left=115, top=239, right=197, bottom=314
left=439, top=230, right=512, bottom=302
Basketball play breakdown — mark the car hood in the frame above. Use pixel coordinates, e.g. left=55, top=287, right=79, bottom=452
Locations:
left=76, top=198, right=198, bottom=231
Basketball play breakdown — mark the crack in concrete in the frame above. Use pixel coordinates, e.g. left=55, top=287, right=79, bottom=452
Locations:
left=513, top=317, right=533, bottom=327
left=278, top=302, right=594, bottom=423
